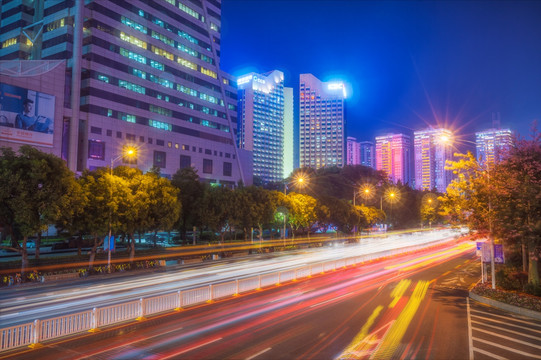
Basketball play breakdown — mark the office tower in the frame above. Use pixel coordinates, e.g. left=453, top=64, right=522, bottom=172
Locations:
left=299, top=73, right=346, bottom=169
left=283, top=86, right=294, bottom=179
left=0, top=0, right=249, bottom=186
left=360, top=141, right=375, bottom=168
left=414, top=128, right=453, bottom=192
left=346, top=136, right=361, bottom=165
left=375, top=133, right=412, bottom=185
left=237, top=70, right=284, bottom=183
left=476, top=128, right=513, bottom=168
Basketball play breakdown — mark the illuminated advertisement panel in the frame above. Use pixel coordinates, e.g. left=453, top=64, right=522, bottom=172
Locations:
left=0, top=83, right=55, bottom=147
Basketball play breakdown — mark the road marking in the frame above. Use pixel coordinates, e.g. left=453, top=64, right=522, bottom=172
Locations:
left=472, top=337, right=541, bottom=359
left=467, top=297, right=474, bottom=360
left=472, top=327, right=541, bottom=349
left=245, top=347, right=271, bottom=360
left=471, top=313, right=541, bottom=334
left=160, top=337, right=222, bottom=359
left=472, top=346, right=508, bottom=360
left=472, top=320, right=541, bottom=340
left=309, top=293, right=349, bottom=308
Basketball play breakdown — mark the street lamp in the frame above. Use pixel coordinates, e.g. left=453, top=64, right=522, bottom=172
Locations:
left=107, top=145, right=137, bottom=273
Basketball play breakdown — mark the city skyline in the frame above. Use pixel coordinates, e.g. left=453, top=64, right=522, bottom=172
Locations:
left=221, top=0, right=541, bottom=152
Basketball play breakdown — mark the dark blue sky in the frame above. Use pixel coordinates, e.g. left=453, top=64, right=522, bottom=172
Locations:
left=220, top=0, right=541, bottom=152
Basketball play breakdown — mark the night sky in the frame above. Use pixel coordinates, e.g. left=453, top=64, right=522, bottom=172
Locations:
left=220, top=0, right=541, bottom=152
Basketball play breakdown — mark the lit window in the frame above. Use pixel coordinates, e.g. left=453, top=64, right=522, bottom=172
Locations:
left=200, top=67, right=217, bottom=79
left=120, top=32, right=147, bottom=49
left=151, top=45, right=173, bottom=60
left=2, top=37, right=18, bottom=48
left=177, top=58, right=197, bottom=70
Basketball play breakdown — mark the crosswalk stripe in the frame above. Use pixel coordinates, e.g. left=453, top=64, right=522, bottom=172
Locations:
left=472, top=346, right=508, bottom=360
left=471, top=314, right=541, bottom=335
left=472, top=326, right=541, bottom=349
left=471, top=309, right=541, bottom=329
left=472, top=320, right=541, bottom=341
left=472, top=337, right=541, bottom=359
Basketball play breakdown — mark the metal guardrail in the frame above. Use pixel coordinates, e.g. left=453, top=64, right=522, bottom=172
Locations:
left=0, top=235, right=460, bottom=352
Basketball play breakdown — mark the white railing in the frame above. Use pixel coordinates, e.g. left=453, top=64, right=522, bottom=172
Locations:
left=0, top=234, right=461, bottom=352
left=212, top=281, right=238, bottom=299
left=0, top=323, right=34, bottom=351
left=144, top=292, right=179, bottom=316
left=182, top=286, right=211, bottom=307
left=39, top=311, right=93, bottom=341
left=238, top=276, right=260, bottom=293
left=97, top=300, right=141, bottom=327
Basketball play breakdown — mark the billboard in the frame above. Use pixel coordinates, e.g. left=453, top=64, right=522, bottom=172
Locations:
left=0, top=83, right=55, bottom=147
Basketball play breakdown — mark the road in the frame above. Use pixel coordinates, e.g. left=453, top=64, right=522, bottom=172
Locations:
left=2, top=239, right=506, bottom=359
left=0, top=229, right=463, bottom=327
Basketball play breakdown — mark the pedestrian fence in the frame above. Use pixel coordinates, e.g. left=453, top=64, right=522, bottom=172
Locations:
left=0, top=235, right=458, bottom=352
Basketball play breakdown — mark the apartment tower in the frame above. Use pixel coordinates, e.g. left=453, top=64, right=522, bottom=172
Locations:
left=0, top=0, right=248, bottom=186
left=237, top=70, right=285, bottom=183
left=413, top=128, right=453, bottom=192
left=299, top=73, right=346, bottom=169
left=375, top=133, right=412, bottom=185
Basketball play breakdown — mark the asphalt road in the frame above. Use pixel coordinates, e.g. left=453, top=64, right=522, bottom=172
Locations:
left=2, top=241, right=497, bottom=359
left=0, top=229, right=463, bottom=328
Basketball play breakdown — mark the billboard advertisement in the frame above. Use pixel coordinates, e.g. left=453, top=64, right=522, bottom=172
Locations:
left=0, top=83, right=55, bottom=147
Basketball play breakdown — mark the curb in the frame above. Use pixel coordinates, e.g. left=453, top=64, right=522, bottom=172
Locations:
left=469, top=291, right=541, bottom=321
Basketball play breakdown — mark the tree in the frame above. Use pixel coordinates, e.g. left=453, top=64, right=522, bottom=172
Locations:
left=288, top=192, right=318, bottom=237
left=0, top=146, right=80, bottom=274
left=200, top=185, right=234, bottom=243
left=172, top=167, right=204, bottom=244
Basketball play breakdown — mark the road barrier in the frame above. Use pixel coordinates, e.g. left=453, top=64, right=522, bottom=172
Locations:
left=0, top=233, right=462, bottom=353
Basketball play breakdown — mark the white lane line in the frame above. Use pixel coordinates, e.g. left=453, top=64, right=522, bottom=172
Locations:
left=467, top=297, right=474, bottom=360
left=472, top=320, right=541, bottom=341
left=471, top=314, right=541, bottom=334
left=472, top=346, right=509, bottom=360
left=472, top=337, right=541, bottom=359
left=160, top=337, right=222, bottom=359
left=471, top=309, right=541, bottom=328
left=245, top=347, right=272, bottom=360
left=472, top=327, right=541, bottom=349
left=309, top=293, right=349, bottom=308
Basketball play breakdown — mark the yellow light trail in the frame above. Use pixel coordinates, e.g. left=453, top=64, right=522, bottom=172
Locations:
left=389, top=279, right=411, bottom=308
left=336, top=305, right=385, bottom=360
left=384, top=243, right=474, bottom=271
left=372, top=280, right=430, bottom=360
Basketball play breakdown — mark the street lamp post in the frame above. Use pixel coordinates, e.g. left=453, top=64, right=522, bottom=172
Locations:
left=107, top=146, right=137, bottom=273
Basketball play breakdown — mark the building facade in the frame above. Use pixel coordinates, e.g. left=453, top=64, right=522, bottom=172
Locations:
left=283, top=86, right=294, bottom=179
left=299, top=73, right=346, bottom=169
left=346, top=136, right=361, bottom=165
left=375, top=133, right=412, bottom=185
left=237, top=70, right=285, bottom=183
left=359, top=141, right=375, bottom=168
left=475, top=128, right=513, bottom=168
left=414, top=128, right=453, bottom=192
left=0, top=0, right=250, bottom=186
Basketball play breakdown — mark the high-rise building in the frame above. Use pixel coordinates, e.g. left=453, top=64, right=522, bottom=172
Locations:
left=475, top=128, right=513, bottom=168
left=299, top=73, right=346, bottom=169
left=237, top=70, right=284, bottom=183
left=283, top=86, right=294, bottom=179
left=0, top=0, right=249, bottom=186
left=375, top=133, right=412, bottom=185
left=414, top=128, right=453, bottom=192
left=360, top=141, right=375, bottom=169
left=346, top=136, right=361, bottom=165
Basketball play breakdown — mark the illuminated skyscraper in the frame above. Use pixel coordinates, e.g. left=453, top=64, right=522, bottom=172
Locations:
left=237, top=70, right=285, bottom=183
left=299, top=73, right=346, bottom=169
left=475, top=128, right=513, bottom=168
left=360, top=141, right=375, bottom=168
left=0, top=0, right=248, bottom=186
left=346, top=136, right=361, bottom=165
left=414, top=128, right=453, bottom=192
left=283, top=86, right=294, bottom=178
left=375, top=133, right=412, bottom=185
